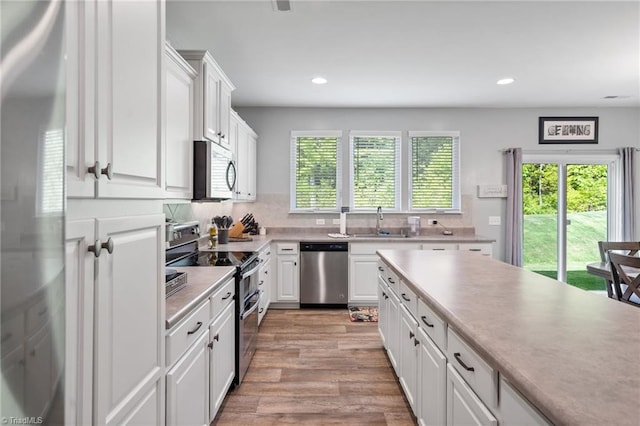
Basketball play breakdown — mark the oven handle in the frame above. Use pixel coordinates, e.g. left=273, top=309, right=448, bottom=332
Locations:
left=241, top=262, right=261, bottom=280
left=240, top=291, right=262, bottom=320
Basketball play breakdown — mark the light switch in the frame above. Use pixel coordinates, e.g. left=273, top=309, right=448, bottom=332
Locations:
left=489, top=216, right=501, bottom=226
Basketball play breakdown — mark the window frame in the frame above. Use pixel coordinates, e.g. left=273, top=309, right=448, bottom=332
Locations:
left=289, top=130, right=343, bottom=212
left=348, top=130, right=402, bottom=212
left=408, top=130, right=461, bottom=213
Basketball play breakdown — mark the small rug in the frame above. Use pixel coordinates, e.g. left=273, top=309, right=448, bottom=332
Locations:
left=349, top=306, right=378, bottom=322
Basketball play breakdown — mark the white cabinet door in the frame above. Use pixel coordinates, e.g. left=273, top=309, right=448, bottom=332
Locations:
left=65, top=219, right=95, bottom=426
left=447, top=365, right=497, bottom=426
left=209, top=302, right=235, bottom=421
left=68, top=0, right=165, bottom=199
left=203, top=62, right=220, bottom=143
left=94, top=0, right=164, bottom=199
left=235, top=122, right=249, bottom=200
left=399, top=305, right=419, bottom=414
left=94, top=214, right=165, bottom=425
left=276, top=255, right=299, bottom=302
left=417, top=328, right=447, bottom=426
left=246, top=132, right=257, bottom=201
left=377, top=278, right=389, bottom=346
left=218, top=82, right=232, bottom=150
left=166, top=332, right=209, bottom=426
left=165, top=43, right=195, bottom=199
left=349, top=255, right=381, bottom=303
left=386, top=289, right=401, bottom=372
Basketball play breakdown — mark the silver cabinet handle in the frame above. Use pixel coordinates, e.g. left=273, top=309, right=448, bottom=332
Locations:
left=88, top=237, right=114, bottom=257
left=88, top=161, right=113, bottom=180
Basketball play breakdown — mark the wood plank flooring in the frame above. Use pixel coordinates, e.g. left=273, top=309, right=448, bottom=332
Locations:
left=213, top=309, right=416, bottom=425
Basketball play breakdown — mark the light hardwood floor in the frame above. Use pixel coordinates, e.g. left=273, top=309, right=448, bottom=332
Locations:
left=213, top=309, right=416, bottom=425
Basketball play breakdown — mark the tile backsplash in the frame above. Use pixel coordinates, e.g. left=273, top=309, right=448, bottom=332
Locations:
left=166, top=193, right=475, bottom=236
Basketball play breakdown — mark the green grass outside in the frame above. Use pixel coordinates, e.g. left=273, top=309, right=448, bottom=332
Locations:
left=524, top=210, right=607, bottom=291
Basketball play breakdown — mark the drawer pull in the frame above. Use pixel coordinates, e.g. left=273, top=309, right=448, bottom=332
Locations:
left=213, top=333, right=219, bottom=342
left=378, top=266, right=384, bottom=271
left=433, top=248, right=445, bottom=251
left=409, top=331, right=415, bottom=339
left=208, top=341, right=214, bottom=349
left=414, top=338, right=420, bottom=346
left=281, top=248, right=293, bottom=251
left=221, top=292, right=232, bottom=300
left=259, top=280, right=264, bottom=286
left=259, top=308, right=264, bottom=314
left=187, top=321, right=203, bottom=335
left=454, top=352, right=475, bottom=372
left=421, top=315, right=434, bottom=328
left=469, top=248, right=482, bottom=252
left=401, top=293, right=411, bottom=302
left=387, top=277, right=395, bottom=284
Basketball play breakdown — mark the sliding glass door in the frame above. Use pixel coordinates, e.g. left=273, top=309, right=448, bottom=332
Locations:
left=522, top=154, right=619, bottom=290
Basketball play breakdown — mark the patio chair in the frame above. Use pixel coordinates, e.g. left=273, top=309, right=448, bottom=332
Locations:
left=608, top=252, right=640, bottom=306
left=597, top=241, right=640, bottom=298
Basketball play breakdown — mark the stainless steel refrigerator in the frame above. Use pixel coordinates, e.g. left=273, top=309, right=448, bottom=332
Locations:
left=1, top=1, right=66, bottom=423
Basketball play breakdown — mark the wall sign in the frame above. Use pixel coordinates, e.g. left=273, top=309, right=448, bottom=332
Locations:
left=538, top=116, right=598, bottom=144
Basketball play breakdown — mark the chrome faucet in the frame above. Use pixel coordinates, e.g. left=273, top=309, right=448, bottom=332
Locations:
left=375, top=206, right=383, bottom=234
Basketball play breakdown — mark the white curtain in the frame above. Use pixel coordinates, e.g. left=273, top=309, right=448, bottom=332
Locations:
left=619, top=147, right=636, bottom=240
left=505, top=148, right=523, bottom=266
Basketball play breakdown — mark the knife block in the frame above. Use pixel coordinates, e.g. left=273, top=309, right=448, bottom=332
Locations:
left=229, top=222, right=245, bottom=238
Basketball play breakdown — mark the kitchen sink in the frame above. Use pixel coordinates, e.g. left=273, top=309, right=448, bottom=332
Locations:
left=351, top=233, right=409, bottom=238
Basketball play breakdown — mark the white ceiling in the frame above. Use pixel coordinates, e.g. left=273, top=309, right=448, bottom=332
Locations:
left=166, top=0, right=640, bottom=108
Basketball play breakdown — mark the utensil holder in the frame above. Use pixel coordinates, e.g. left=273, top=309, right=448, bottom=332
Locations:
left=218, top=229, right=229, bottom=244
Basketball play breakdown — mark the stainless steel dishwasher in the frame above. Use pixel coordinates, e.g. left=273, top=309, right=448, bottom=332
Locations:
left=300, top=242, right=348, bottom=308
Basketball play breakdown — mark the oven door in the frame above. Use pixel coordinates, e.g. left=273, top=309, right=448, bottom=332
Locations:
left=238, top=288, right=260, bottom=385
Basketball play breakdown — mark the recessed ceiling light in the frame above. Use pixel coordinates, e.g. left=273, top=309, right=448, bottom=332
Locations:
left=496, top=78, right=515, bottom=85
left=311, top=77, right=327, bottom=85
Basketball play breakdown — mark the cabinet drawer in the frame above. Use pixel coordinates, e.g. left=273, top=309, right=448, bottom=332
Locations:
left=1, top=313, right=24, bottom=355
left=447, top=328, right=497, bottom=410
left=499, top=378, right=550, bottom=426
left=399, top=280, right=418, bottom=318
left=384, top=267, right=401, bottom=296
left=210, top=277, right=235, bottom=322
left=276, top=242, right=298, bottom=255
left=376, top=259, right=387, bottom=280
left=458, top=243, right=493, bottom=257
left=166, top=299, right=211, bottom=367
left=418, top=298, right=446, bottom=351
left=258, top=244, right=272, bottom=262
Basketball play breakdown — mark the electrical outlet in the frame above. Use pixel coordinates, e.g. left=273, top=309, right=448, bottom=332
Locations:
left=332, top=218, right=341, bottom=224
left=427, top=219, right=438, bottom=225
left=489, top=216, right=501, bottom=226
left=316, top=218, right=325, bottom=225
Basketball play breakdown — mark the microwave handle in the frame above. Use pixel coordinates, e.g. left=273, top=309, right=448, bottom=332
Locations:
left=226, top=161, right=237, bottom=191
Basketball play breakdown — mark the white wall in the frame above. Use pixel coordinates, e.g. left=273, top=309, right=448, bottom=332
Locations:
left=235, top=106, right=640, bottom=261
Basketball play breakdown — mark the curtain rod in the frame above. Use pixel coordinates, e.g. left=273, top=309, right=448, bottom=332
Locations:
left=500, top=148, right=638, bottom=154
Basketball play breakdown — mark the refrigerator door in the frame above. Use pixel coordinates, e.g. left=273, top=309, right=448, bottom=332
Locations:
left=1, top=0, right=66, bottom=423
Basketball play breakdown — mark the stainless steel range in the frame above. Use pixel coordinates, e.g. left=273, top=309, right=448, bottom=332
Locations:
left=164, top=221, right=260, bottom=386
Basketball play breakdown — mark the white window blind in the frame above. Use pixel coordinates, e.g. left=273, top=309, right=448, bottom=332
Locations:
left=409, top=131, right=460, bottom=211
left=290, top=131, right=342, bottom=211
left=349, top=131, right=401, bottom=210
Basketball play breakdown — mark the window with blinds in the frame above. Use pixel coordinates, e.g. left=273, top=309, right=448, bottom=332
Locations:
left=350, top=132, right=401, bottom=210
left=290, top=131, right=342, bottom=211
left=409, top=131, right=460, bottom=211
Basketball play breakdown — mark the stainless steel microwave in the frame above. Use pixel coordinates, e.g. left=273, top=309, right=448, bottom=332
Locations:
left=193, top=140, right=236, bottom=201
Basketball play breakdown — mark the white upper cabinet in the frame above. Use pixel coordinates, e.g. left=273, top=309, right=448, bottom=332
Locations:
left=178, top=50, right=235, bottom=149
left=67, top=0, right=165, bottom=199
left=230, top=110, right=257, bottom=202
left=165, top=42, right=196, bottom=199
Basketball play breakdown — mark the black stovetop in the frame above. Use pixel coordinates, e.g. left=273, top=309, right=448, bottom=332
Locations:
left=167, top=250, right=257, bottom=268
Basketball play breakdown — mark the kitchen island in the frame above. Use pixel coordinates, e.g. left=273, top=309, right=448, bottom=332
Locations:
left=377, top=249, right=640, bottom=426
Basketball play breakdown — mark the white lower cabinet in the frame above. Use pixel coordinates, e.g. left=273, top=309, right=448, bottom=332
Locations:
left=349, top=254, right=380, bottom=303
left=166, top=332, right=209, bottom=426
left=209, top=302, right=235, bottom=420
left=399, top=305, right=419, bottom=413
left=386, top=286, right=401, bottom=371
left=275, top=243, right=299, bottom=304
left=447, top=364, right=497, bottom=426
left=66, top=212, right=165, bottom=426
left=417, top=327, right=446, bottom=426
left=258, top=246, right=272, bottom=324
left=377, top=278, right=389, bottom=346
